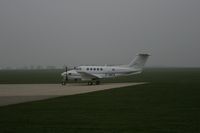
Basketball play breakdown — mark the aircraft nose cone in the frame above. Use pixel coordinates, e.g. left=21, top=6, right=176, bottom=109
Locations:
left=61, top=72, right=67, bottom=76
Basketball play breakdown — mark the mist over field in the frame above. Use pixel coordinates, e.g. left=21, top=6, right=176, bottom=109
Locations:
left=0, top=0, right=200, bottom=68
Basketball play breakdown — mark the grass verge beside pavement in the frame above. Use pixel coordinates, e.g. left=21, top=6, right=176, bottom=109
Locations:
left=0, top=68, right=200, bottom=132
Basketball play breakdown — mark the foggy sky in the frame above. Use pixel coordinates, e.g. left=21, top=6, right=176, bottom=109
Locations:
left=0, top=0, right=200, bottom=68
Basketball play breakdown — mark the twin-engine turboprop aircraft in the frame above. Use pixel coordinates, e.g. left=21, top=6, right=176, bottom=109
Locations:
left=61, top=53, right=150, bottom=85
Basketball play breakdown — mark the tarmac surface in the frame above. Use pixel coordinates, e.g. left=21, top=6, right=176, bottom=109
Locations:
left=0, top=83, right=146, bottom=106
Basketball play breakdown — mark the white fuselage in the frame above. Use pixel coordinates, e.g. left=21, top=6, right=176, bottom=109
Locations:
left=61, top=54, right=150, bottom=83
left=65, top=66, right=141, bottom=81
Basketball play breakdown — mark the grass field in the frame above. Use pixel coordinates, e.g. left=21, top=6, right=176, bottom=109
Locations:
left=0, top=68, right=200, bottom=132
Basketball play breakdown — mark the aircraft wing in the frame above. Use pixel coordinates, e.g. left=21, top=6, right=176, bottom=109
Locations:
left=77, top=71, right=101, bottom=80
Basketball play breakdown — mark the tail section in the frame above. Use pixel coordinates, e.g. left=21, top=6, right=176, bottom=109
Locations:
left=128, top=54, right=150, bottom=69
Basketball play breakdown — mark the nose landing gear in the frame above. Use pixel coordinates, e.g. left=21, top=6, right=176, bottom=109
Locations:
left=62, top=81, right=66, bottom=85
left=61, top=66, right=69, bottom=86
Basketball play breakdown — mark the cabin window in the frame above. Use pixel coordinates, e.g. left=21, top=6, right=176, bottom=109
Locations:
left=86, top=68, right=89, bottom=71
left=97, top=68, right=99, bottom=71
left=100, top=68, right=103, bottom=71
left=112, top=68, right=115, bottom=71
left=90, top=68, right=92, bottom=71
left=94, top=68, right=96, bottom=71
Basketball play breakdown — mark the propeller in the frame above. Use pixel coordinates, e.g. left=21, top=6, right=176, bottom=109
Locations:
left=61, top=66, right=68, bottom=85
left=61, top=65, right=77, bottom=85
left=65, top=66, right=68, bottom=82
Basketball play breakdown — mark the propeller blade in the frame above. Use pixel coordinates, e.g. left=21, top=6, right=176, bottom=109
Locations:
left=61, top=66, right=69, bottom=85
left=65, top=66, right=68, bottom=81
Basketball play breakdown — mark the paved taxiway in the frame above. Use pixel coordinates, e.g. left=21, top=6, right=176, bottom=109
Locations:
left=0, top=83, right=146, bottom=106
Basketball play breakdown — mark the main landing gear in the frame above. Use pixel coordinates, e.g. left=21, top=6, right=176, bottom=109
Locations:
left=87, top=80, right=100, bottom=85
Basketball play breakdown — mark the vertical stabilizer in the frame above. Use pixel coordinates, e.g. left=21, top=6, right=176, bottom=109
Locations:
left=128, top=54, right=150, bottom=69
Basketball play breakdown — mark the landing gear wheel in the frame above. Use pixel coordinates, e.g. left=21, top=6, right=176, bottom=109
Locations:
left=62, top=81, right=66, bottom=86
